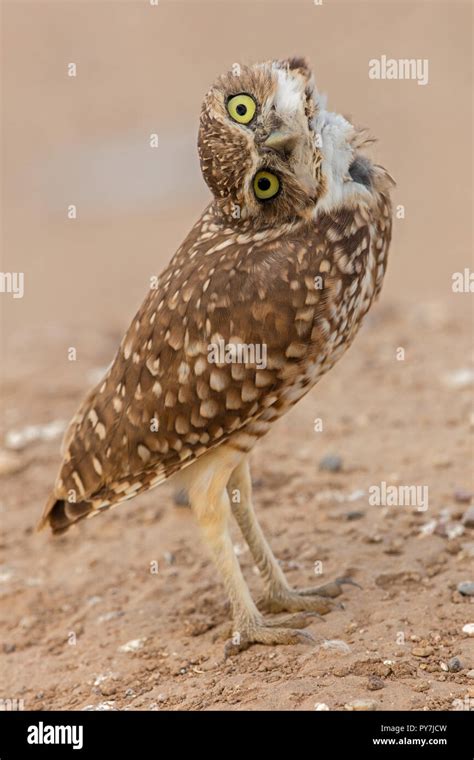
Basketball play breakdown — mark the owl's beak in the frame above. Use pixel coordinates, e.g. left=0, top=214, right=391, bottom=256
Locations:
left=262, top=130, right=299, bottom=157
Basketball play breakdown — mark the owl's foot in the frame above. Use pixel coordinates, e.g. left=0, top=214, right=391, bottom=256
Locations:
left=219, top=610, right=320, bottom=641
left=264, top=610, right=323, bottom=628
left=224, top=619, right=317, bottom=657
left=259, top=577, right=359, bottom=615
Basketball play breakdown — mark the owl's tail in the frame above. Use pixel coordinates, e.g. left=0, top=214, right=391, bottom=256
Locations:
left=36, top=493, right=93, bottom=535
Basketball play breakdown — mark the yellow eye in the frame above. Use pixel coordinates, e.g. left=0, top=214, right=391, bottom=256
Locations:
left=227, top=94, right=256, bottom=124
left=253, top=170, right=280, bottom=200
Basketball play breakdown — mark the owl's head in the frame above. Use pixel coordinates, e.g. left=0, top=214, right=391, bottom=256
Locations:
left=198, top=57, right=325, bottom=227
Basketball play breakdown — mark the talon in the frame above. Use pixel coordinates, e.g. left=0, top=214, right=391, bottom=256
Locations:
left=260, top=575, right=357, bottom=615
left=336, top=577, right=362, bottom=590
left=302, top=611, right=325, bottom=622
left=223, top=622, right=319, bottom=653
left=267, top=610, right=325, bottom=629
left=294, top=630, right=318, bottom=645
left=224, top=635, right=250, bottom=658
left=297, top=578, right=360, bottom=599
left=290, top=610, right=326, bottom=622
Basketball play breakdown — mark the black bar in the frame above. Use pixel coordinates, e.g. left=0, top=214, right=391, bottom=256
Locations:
left=0, top=710, right=472, bottom=757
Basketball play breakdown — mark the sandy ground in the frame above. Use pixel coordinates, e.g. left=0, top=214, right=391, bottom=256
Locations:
left=1, top=0, right=473, bottom=711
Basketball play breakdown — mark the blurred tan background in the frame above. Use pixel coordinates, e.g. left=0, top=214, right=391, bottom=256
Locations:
left=1, top=0, right=472, bottom=358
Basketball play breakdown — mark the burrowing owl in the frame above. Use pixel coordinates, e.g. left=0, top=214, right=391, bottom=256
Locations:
left=39, top=57, right=393, bottom=652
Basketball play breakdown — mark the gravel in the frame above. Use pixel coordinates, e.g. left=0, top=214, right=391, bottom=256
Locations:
left=447, top=656, right=463, bottom=673
left=462, top=506, right=474, bottom=528
left=345, top=699, right=378, bottom=711
left=319, top=454, right=343, bottom=472
left=457, top=581, right=474, bottom=596
left=454, top=490, right=472, bottom=504
left=367, top=675, right=385, bottom=691
left=412, top=646, right=434, bottom=658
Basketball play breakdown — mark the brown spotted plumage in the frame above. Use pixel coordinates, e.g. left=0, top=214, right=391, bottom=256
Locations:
left=39, top=58, right=393, bottom=651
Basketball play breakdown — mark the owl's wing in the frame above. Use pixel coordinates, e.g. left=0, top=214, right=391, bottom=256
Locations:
left=39, top=202, right=380, bottom=533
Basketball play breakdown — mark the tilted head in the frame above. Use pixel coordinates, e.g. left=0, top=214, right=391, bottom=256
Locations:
left=198, top=57, right=391, bottom=228
left=198, top=57, right=324, bottom=226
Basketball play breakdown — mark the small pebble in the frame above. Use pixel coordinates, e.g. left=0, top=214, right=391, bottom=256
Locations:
left=413, top=681, right=430, bottom=692
left=463, top=506, right=474, bottom=528
left=97, top=610, right=124, bottom=624
left=319, top=454, right=343, bottom=473
left=435, top=521, right=465, bottom=540
left=100, top=682, right=118, bottom=697
left=457, top=581, right=474, bottom=597
left=466, top=670, right=474, bottom=679
left=443, top=368, right=474, bottom=389
left=0, top=568, right=14, bottom=584
left=446, top=540, right=463, bottom=555
left=333, top=665, right=351, bottom=677
left=462, top=623, right=474, bottom=637
left=93, top=674, right=112, bottom=687
left=314, top=703, right=330, bottom=711
left=347, top=488, right=366, bottom=502
left=412, top=646, right=434, bottom=658
left=173, top=489, right=189, bottom=507
left=345, top=699, right=378, bottom=711
left=419, top=520, right=437, bottom=536
left=440, top=662, right=449, bottom=672
left=455, top=490, right=472, bottom=504
left=365, top=533, right=383, bottom=544
left=460, top=541, right=474, bottom=558
left=384, top=539, right=404, bottom=555
left=447, top=657, right=463, bottom=673
left=433, top=455, right=452, bottom=469
left=118, top=638, right=145, bottom=653
left=320, top=639, right=351, bottom=654
left=345, top=511, right=365, bottom=521
left=367, top=675, right=385, bottom=691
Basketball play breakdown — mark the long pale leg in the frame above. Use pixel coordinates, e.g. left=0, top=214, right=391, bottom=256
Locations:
left=227, top=458, right=356, bottom=614
left=184, top=446, right=314, bottom=653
